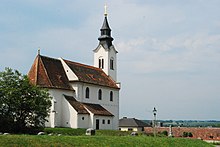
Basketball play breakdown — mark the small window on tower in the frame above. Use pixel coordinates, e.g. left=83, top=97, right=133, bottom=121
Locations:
left=99, top=59, right=101, bottom=68
left=110, top=58, right=114, bottom=70
left=102, top=59, right=104, bottom=69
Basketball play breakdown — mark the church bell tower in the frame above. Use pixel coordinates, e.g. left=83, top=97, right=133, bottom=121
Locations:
left=93, top=5, right=118, bottom=82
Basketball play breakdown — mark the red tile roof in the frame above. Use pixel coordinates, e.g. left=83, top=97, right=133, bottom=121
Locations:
left=63, top=59, right=119, bottom=89
left=64, top=95, right=89, bottom=114
left=82, top=103, right=114, bottom=116
left=64, top=95, right=113, bottom=116
left=28, top=54, right=119, bottom=90
left=28, top=55, right=72, bottom=90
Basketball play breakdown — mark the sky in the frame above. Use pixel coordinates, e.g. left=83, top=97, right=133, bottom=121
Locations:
left=1, top=0, right=220, bottom=120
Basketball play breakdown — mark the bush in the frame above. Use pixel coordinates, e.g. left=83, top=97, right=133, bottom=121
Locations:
left=44, top=128, right=86, bottom=136
left=96, top=130, right=132, bottom=136
left=161, top=130, right=168, bottom=136
left=183, top=132, right=193, bottom=137
left=183, top=132, right=188, bottom=137
left=188, top=132, right=193, bottom=137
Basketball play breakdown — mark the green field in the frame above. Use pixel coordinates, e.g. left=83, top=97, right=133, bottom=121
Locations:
left=0, top=128, right=214, bottom=146
left=0, top=135, right=213, bottom=147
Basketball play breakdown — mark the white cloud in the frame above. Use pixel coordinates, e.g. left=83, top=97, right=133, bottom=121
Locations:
left=117, top=33, right=220, bottom=74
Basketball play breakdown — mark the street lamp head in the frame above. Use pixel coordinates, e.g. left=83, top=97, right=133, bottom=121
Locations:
left=153, top=107, right=157, bottom=116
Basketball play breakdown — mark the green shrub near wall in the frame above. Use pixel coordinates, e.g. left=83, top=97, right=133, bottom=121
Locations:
left=183, top=132, right=193, bottom=137
left=44, top=128, right=86, bottom=136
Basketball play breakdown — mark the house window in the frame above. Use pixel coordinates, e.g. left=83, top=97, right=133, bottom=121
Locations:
left=128, top=128, right=133, bottom=131
left=110, top=58, right=114, bottom=70
left=99, top=58, right=104, bottom=69
left=98, top=89, right=102, bottom=100
left=110, top=91, right=113, bottom=101
left=85, top=87, right=89, bottom=98
left=102, top=119, right=105, bottom=124
left=108, top=120, right=110, bottom=124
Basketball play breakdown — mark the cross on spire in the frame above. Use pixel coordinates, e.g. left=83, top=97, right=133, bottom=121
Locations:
left=38, top=47, right=41, bottom=55
left=104, top=4, right=107, bottom=17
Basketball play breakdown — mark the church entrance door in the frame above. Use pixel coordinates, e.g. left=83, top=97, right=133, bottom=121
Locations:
left=96, top=119, right=100, bottom=130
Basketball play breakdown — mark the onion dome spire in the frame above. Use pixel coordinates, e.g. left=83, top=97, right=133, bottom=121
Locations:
left=98, top=5, right=114, bottom=48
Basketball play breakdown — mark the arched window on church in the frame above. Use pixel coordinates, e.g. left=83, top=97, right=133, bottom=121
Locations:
left=98, top=89, right=102, bottom=100
left=85, top=87, right=89, bottom=98
left=110, top=58, right=114, bottom=70
left=110, top=91, right=113, bottom=101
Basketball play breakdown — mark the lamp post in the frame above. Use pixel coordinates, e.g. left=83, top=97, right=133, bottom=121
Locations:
left=153, top=107, right=157, bottom=137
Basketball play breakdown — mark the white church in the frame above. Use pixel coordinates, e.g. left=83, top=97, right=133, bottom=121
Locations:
left=28, top=10, right=120, bottom=130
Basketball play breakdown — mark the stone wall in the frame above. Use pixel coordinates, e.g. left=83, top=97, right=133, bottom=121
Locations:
left=144, top=127, right=220, bottom=140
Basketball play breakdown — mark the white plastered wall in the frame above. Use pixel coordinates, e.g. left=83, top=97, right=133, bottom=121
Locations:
left=120, top=127, right=143, bottom=132
left=77, top=114, right=90, bottom=128
left=94, top=45, right=117, bottom=82
left=45, top=89, right=74, bottom=128
left=71, top=82, right=119, bottom=130
left=62, top=95, right=78, bottom=128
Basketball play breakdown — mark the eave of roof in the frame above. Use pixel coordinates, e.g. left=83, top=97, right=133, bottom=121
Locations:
left=83, top=102, right=114, bottom=116
left=93, top=44, right=118, bottom=54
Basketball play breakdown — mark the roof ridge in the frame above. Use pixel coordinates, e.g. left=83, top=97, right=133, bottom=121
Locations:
left=63, top=58, right=102, bottom=71
left=39, top=54, right=61, bottom=61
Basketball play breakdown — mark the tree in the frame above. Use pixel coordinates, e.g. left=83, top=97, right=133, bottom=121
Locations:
left=161, top=130, right=168, bottom=136
left=0, top=68, right=51, bottom=133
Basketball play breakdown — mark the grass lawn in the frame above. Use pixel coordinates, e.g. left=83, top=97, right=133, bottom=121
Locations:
left=0, top=135, right=213, bottom=147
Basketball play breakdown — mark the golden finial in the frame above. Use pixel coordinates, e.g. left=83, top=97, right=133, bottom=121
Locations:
left=104, top=4, right=107, bottom=17
left=38, top=47, right=40, bottom=55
